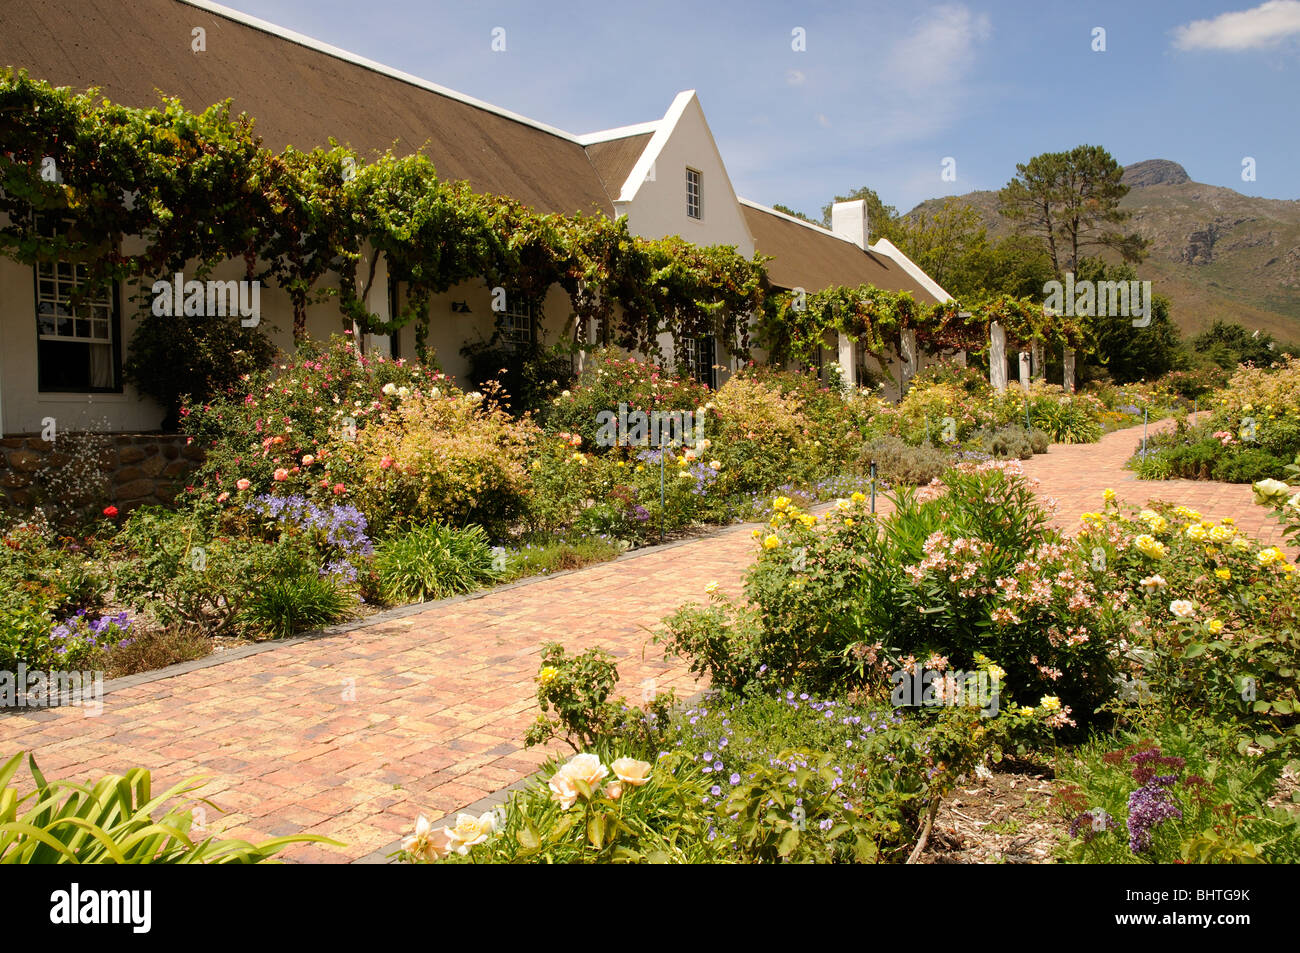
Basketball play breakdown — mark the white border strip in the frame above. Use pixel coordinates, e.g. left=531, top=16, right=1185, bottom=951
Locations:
left=575, top=121, right=660, bottom=146
left=616, top=90, right=695, bottom=202
left=871, top=237, right=953, bottom=303
left=737, top=196, right=847, bottom=242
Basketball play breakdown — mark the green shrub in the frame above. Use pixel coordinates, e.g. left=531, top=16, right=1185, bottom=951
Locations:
left=372, top=523, right=501, bottom=604
left=859, top=436, right=951, bottom=486
left=0, top=752, right=339, bottom=863
left=1054, top=720, right=1300, bottom=863
left=239, top=568, right=356, bottom=638
left=399, top=748, right=721, bottom=864
left=524, top=642, right=674, bottom=752
left=125, top=310, right=278, bottom=431
left=659, top=464, right=1118, bottom=724
left=460, top=340, right=574, bottom=416
left=1212, top=447, right=1290, bottom=484
left=544, top=350, right=711, bottom=453
left=107, top=506, right=290, bottom=636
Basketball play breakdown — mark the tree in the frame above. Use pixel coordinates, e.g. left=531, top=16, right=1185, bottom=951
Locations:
left=997, top=145, right=1147, bottom=276
left=890, top=198, right=988, bottom=293
left=1075, top=258, right=1179, bottom=382
left=1190, top=320, right=1296, bottom=369
left=819, top=186, right=899, bottom=243
left=772, top=203, right=818, bottom=224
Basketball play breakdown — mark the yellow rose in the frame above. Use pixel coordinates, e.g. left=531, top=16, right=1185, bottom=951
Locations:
left=1207, top=619, right=1225, bottom=634
left=1215, top=568, right=1231, bottom=581
left=773, top=496, right=791, bottom=511
left=763, top=534, right=781, bottom=550
left=850, top=492, right=866, bottom=504
left=1102, top=488, right=1116, bottom=502
left=611, top=757, right=653, bottom=787
left=538, top=665, right=559, bottom=686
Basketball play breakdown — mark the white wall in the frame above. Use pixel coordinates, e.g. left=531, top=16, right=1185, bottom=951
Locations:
left=615, top=92, right=755, bottom=258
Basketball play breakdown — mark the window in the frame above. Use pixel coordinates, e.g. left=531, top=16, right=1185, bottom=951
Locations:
left=679, top=335, right=716, bottom=387
left=686, top=167, right=702, bottom=220
left=499, top=296, right=536, bottom=350
left=34, top=255, right=121, bottom=393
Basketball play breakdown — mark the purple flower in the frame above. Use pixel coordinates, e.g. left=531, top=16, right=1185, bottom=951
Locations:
left=1127, top=776, right=1182, bottom=853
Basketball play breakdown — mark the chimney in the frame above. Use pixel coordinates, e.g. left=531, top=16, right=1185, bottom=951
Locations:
left=831, top=199, right=869, bottom=249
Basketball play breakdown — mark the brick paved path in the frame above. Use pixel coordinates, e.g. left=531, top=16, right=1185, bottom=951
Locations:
left=0, top=419, right=1292, bottom=862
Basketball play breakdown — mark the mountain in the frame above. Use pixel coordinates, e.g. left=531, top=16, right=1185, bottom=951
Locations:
left=906, top=161, right=1300, bottom=342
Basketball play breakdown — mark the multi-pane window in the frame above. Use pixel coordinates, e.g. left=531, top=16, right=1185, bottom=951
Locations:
left=35, top=257, right=119, bottom=392
left=499, top=296, right=535, bottom=350
left=686, top=168, right=702, bottom=220
left=679, top=335, right=715, bottom=387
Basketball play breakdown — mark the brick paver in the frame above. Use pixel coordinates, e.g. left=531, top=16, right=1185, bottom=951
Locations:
left=0, top=419, right=1292, bottom=862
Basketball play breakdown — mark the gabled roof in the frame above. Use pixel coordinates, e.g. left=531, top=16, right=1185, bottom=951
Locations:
left=583, top=133, right=655, bottom=207
left=739, top=201, right=943, bottom=304
left=0, top=0, right=614, bottom=216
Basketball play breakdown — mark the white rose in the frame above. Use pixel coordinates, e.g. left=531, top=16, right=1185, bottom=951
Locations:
left=402, top=814, right=453, bottom=862
left=548, top=771, right=582, bottom=810
left=381, top=382, right=397, bottom=396
left=443, top=811, right=496, bottom=855
left=1169, top=600, right=1196, bottom=619
left=558, top=752, right=609, bottom=789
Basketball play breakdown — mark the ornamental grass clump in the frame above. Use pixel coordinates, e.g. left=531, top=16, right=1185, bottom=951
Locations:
left=372, top=523, right=501, bottom=605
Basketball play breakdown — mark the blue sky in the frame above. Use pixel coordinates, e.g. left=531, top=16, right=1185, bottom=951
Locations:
left=224, top=0, right=1300, bottom=213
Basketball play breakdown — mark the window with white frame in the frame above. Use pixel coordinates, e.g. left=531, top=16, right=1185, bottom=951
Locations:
left=499, top=295, right=536, bottom=350
left=686, top=167, right=702, bottom=220
left=679, top=335, right=715, bottom=387
left=34, top=252, right=120, bottom=393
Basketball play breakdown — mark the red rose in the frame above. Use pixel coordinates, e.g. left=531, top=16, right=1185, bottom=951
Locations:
left=103, top=506, right=119, bottom=518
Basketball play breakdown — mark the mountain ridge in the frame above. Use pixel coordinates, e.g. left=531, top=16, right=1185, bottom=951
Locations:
left=906, top=161, right=1300, bottom=342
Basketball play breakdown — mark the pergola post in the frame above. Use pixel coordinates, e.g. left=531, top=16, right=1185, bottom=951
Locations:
left=1030, top=340, right=1045, bottom=381
left=1063, top=347, right=1076, bottom=393
left=899, top=329, right=918, bottom=395
left=989, top=321, right=1007, bottom=392
left=1018, top=351, right=1032, bottom=391
left=836, top=331, right=856, bottom=393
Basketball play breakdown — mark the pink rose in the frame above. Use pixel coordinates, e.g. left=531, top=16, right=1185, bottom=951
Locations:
left=216, top=492, right=230, bottom=504
left=332, top=483, right=346, bottom=495
left=235, top=479, right=251, bottom=491
left=302, top=454, right=315, bottom=466
left=273, top=468, right=289, bottom=482
left=380, top=455, right=395, bottom=470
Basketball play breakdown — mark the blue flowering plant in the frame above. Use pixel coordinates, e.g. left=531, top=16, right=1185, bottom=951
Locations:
left=45, top=610, right=134, bottom=670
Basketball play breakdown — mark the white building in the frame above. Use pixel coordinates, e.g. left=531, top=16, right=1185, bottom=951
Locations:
left=0, top=0, right=949, bottom=436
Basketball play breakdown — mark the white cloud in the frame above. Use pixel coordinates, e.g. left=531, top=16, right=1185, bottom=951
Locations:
left=884, top=4, right=993, bottom=92
left=786, top=69, right=806, bottom=86
left=1173, top=0, right=1300, bottom=51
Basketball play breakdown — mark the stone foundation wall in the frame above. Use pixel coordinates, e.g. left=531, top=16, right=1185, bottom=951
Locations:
left=0, top=433, right=203, bottom=512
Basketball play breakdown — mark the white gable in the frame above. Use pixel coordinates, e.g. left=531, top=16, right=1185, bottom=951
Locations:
left=614, top=91, right=755, bottom=257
